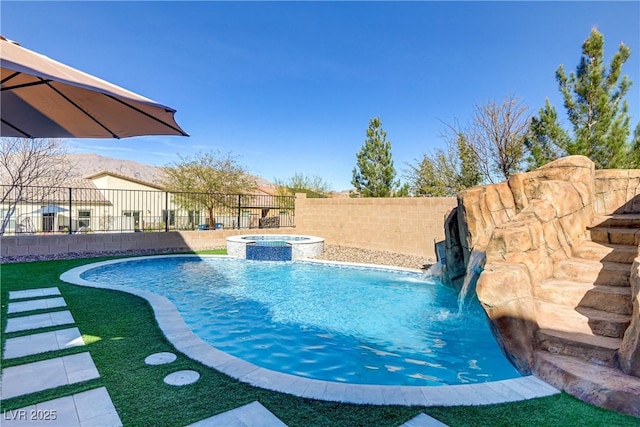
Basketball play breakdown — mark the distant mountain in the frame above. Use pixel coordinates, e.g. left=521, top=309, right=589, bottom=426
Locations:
left=66, top=153, right=276, bottom=190
left=67, top=153, right=166, bottom=184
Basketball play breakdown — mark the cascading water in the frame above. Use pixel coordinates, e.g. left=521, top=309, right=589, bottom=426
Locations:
left=423, top=261, right=444, bottom=279
left=457, top=250, right=486, bottom=312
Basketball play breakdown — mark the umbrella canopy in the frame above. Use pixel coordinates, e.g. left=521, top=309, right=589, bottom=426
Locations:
left=0, top=35, right=188, bottom=139
left=32, top=204, right=68, bottom=214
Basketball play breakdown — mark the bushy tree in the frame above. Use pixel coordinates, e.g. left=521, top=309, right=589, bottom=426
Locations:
left=464, top=95, right=529, bottom=183
left=527, top=29, right=638, bottom=169
left=274, top=172, right=332, bottom=198
left=405, top=132, right=481, bottom=197
left=351, top=117, right=401, bottom=197
left=407, top=95, right=527, bottom=195
left=162, top=151, right=256, bottom=227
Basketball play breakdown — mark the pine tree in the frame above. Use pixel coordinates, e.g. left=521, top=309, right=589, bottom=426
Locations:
left=524, top=100, right=566, bottom=169
left=628, top=124, right=640, bottom=168
left=351, top=117, right=400, bottom=197
left=456, top=134, right=482, bottom=189
left=527, top=29, right=636, bottom=169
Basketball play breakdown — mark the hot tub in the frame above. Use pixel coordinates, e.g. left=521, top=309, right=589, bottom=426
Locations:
left=226, top=235, right=324, bottom=261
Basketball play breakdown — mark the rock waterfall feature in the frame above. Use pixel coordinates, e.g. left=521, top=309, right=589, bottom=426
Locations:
left=441, top=156, right=640, bottom=417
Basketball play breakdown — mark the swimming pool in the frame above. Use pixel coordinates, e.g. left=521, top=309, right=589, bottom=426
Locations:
left=67, top=255, right=520, bottom=386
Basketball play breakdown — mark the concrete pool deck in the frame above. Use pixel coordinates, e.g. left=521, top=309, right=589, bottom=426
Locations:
left=59, top=255, right=561, bottom=407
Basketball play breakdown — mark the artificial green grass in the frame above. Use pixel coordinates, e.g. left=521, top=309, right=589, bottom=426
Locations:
left=1, top=256, right=637, bottom=427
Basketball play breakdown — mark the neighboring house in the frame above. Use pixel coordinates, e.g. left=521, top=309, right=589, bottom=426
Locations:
left=85, top=171, right=168, bottom=231
left=0, top=177, right=111, bottom=234
left=1, top=170, right=291, bottom=235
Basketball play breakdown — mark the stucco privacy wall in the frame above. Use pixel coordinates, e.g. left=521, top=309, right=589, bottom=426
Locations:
left=294, top=194, right=457, bottom=258
left=1, top=195, right=457, bottom=259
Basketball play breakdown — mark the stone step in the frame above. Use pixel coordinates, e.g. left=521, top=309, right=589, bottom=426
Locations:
left=535, top=302, right=631, bottom=338
left=553, top=258, right=631, bottom=287
left=536, top=279, right=632, bottom=315
left=588, top=227, right=640, bottom=246
left=573, top=241, right=638, bottom=265
left=592, top=213, right=640, bottom=229
left=536, top=328, right=621, bottom=367
left=534, top=351, right=640, bottom=418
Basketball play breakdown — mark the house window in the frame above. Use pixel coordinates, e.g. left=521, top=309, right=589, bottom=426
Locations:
left=123, top=211, right=141, bottom=230
left=188, top=210, right=200, bottom=227
left=78, top=210, right=91, bottom=229
left=0, top=209, right=16, bottom=234
left=162, top=210, right=176, bottom=226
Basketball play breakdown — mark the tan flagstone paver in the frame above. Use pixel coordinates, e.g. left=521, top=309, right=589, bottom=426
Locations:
left=1, top=352, right=99, bottom=399
left=5, top=310, right=75, bottom=333
left=186, top=401, right=287, bottom=427
left=3, top=327, right=84, bottom=359
left=9, top=288, right=61, bottom=300
left=1, top=387, right=121, bottom=427
left=7, top=297, right=67, bottom=314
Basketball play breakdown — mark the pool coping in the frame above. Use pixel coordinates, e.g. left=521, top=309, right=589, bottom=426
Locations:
left=59, top=254, right=560, bottom=406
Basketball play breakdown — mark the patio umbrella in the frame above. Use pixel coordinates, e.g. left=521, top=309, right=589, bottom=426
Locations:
left=32, top=205, right=68, bottom=214
left=0, top=35, right=188, bottom=139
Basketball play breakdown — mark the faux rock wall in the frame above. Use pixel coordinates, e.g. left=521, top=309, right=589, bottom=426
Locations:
left=444, top=155, right=640, bottom=375
left=443, top=182, right=516, bottom=289
left=587, top=169, right=639, bottom=378
left=594, top=169, right=640, bottom=214
left=478, top=156, right=595, bottom=372
left=619, top=258, right=640, bottom=376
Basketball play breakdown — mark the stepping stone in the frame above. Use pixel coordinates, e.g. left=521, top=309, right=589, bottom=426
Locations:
left=400, top=413, right=449, bottom=427
left=7, top=297, right=66, bottom=314
left=73, top=387, right=122, bottom=426
left=0, top=387, right=121, bottom=427
left=5, top=311, right=75, bottom=333
left=4, top=327, right=85, bottom=359
left=186, top=401, right=287, bottom=427
left=144, top=352, right=177, bottom=365
left=1, top=352, right=100, bottom=399
left=9, top=287, right=61, bottom=300
left=163, top=370, right=200, bottom=386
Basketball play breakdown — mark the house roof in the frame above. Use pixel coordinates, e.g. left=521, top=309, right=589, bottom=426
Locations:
left=85, top=170, right=165, bottom=190
left=1, top=178, right=112, bottom=205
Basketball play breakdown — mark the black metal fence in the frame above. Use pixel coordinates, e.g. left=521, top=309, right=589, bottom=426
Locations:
left=0, top=185, right=295, bottom=235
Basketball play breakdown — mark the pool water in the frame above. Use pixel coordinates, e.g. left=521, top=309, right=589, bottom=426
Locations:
left=80, top=256, right=521, bottom=385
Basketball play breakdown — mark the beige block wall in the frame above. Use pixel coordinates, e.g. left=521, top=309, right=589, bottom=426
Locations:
left=0, top=228, right=290, bottom=259
left=294, top=194, right=457, bottom=258
left=1, top=196, right=456, bottom=260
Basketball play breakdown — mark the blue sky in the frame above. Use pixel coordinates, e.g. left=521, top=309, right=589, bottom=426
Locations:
left=3, top=1, right=639, bottom=191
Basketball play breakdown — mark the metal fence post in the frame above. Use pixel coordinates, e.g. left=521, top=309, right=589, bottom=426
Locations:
left=68, top=187, right=72, bottom=234
left=237, top=194, right=242, bottom=229
left=165, top=191, right=169, bottom=232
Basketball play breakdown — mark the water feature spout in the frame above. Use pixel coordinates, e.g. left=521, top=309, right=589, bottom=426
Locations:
left=457, top=250, right=486, bottom=312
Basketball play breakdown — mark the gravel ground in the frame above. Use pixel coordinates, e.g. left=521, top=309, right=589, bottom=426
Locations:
left=313, top=244, right=435, bottom=270
left=1, top=244, right=435, bottom=270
